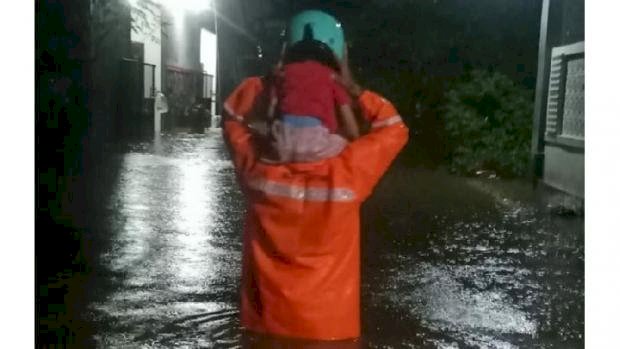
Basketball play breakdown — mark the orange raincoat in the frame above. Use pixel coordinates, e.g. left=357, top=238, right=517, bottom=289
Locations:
left=223, top=77, right=409, bottom=341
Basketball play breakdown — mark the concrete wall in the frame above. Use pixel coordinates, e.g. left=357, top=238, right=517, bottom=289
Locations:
left=543, top=1, right=584, bottom=199
left=543, top=145, right=584, bottom=198
left=214, top=0, right=260, bottom=113
left=89, top=0, right=133, bottom=145
left=531, top=0, right=584, bottom=175
left=162, top=8, right=202, bottom=71
left=38, top=0, right=131, bottom=202
left=531, top=0, right=584, bottom=199
left=37, top=0, right=131, bottom=281
left=131, top=4, right=162, bottom=92
left=200, top=29, right=217, bottom=76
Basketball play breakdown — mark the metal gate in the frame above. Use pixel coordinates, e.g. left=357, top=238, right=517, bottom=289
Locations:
left=163, top=66, right=215, bottom=131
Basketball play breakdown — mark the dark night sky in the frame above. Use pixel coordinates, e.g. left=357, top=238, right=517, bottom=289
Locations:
left=249, top=0, right=542, bottom=89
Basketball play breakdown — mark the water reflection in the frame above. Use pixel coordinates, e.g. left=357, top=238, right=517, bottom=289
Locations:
left=102, top=153, right=163, bottom=272
left=80, top=134, right=582, bottom=348
left=171, top=158, right=215, bottom=285
left=363, top=169, right=583, bottom=348
left=89, top=132, right=244, bottom=347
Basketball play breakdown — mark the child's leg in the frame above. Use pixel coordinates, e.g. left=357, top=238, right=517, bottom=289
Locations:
left=268, top=115, right=348, bottom=163
left=292, top=123, right=347, bottom=162
left=337, top=104, right=360, bottom=140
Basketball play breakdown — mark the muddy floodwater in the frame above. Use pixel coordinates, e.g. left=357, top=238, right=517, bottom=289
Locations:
left=39, top=131, right=583, bottom=348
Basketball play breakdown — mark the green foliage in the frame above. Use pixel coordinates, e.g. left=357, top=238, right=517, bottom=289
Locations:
left=442, top=70, right=533, bottom=177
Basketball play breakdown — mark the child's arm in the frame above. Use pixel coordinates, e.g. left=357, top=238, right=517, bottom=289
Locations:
left=223, top=77, right=264, bottom=178
left=338, top=104, right=360, bottom=141
left=333, top=77, right=360, bottom=140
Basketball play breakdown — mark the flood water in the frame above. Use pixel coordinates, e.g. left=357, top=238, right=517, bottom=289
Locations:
left=40, top=131, right=583, bottom=348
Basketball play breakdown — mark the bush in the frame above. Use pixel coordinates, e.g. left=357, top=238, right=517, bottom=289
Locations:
left=442, top=70, right=533, bottom=177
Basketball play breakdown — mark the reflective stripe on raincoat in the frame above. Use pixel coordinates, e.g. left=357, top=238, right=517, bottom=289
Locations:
left=223, top=77, right=409, bottom=341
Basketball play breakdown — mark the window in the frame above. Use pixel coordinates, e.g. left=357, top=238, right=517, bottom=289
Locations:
left=544, top=41, right=584, bottom=147
left=561, top=57, right=584, bottom=138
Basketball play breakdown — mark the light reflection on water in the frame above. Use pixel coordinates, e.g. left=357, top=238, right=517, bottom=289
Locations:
left=84, top=133, right=582, bottom=348
left=90, top=132, right=243, bottom=348
left=101, top=154, right=162, bottom=272
left=171, top=158, right=216, bottom=285
left=379, top=261, right=537, bottom=348
left=364, top=169, right=583, bottom=348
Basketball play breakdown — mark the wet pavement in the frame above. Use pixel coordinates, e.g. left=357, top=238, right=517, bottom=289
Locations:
left=41, top=131, right=583, bottom=348
left=361, top=168, right=583, bottom=348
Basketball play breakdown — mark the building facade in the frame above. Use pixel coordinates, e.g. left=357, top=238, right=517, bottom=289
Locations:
left=531, top=0, right=584, bottom=198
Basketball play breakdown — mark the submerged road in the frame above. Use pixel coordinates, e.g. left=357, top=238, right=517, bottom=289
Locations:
left=41, top=131, right=583, bottom=348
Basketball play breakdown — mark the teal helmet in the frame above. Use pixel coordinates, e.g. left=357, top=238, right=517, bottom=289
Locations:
left=286, top=10, right=345, bottom=60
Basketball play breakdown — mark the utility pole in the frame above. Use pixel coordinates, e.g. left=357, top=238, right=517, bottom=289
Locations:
left=213, top=0, right=221, bottom=119
left=530, top=0, right=551, bottom=180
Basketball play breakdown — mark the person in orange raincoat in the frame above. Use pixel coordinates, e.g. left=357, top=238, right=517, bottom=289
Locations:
left=222, top=11, right=409, bottom=346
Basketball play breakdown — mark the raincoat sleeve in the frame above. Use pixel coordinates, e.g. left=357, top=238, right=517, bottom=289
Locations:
left=339, top=90, right=409, bottom=201
left=222, top=77, right=265, bottom=178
